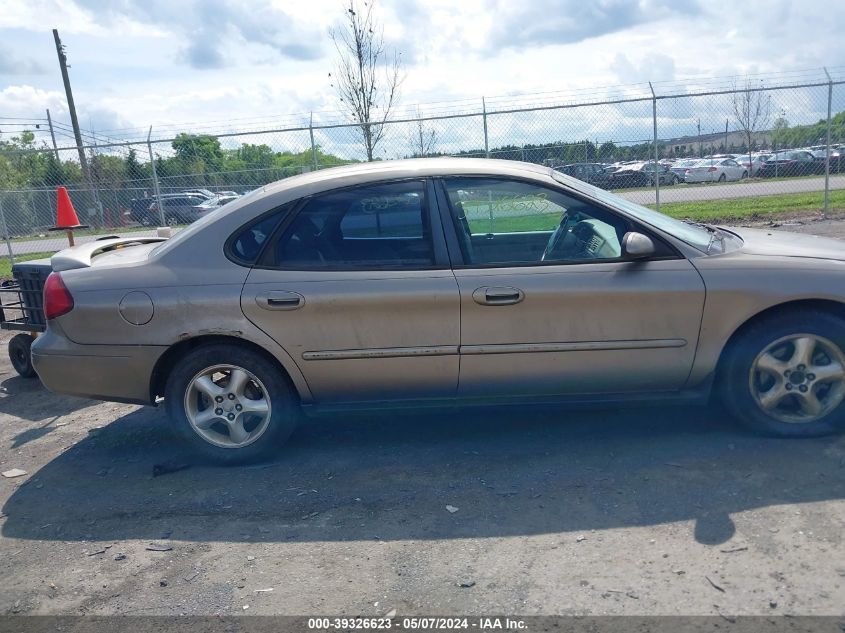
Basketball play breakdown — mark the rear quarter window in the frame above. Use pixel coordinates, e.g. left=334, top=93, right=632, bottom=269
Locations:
left=227, top=208, right=288, bottom=265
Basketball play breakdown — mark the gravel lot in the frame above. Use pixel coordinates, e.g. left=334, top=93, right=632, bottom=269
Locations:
left=1, top=217, right=845, bottom=617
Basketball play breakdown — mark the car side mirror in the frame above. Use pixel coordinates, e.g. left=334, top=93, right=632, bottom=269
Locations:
left=622, top=231, right=656, bottom=259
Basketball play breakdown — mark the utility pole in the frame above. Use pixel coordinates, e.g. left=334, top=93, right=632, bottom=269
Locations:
left=53, top=28, right=98, bottom=220
left=45, top=109, right=59, bottom=161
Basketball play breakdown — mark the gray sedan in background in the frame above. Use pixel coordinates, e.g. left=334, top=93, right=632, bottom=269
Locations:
left=32, top=158, right=845, bottom=463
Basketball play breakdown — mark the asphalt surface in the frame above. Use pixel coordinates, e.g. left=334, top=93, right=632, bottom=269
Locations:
left=1, top=215, right=845, bottom=617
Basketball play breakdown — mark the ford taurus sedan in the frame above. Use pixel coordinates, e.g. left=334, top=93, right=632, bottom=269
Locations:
left=31, top=158, right=845, bottom=463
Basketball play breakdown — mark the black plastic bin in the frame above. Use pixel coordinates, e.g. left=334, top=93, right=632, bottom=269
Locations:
left=12, top=261, right=51, bottom=329
left=1, top=258, right=51, bottom=378
left=0, top=258, right=52, bottom=332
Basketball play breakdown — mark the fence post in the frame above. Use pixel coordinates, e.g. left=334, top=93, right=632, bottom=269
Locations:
left=147, top=126, right=166, bottom=227
left=309, top=112, right=318, bottom=171
left=649, top=82, right=660, bottom=212
left=824, top=67, right=833, bottom=219
left=0, top=195, right=14, bottom=264
left=482, top=97, right=490, bottom=159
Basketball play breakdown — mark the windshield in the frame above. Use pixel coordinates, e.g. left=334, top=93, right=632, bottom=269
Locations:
left=551, top=170, right=714, bottom=251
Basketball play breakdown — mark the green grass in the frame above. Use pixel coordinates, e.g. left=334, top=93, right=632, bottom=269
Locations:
left=650, top=189, right=845, bottom=222
left=0, top=251, right=54, bottom=278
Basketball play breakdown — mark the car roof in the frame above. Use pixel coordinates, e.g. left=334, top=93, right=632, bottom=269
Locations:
left=260, top=158, right=552, bottom=197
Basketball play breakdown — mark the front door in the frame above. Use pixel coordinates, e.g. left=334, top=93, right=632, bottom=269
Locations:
left=437, top=176, right=706, bottom=397
left=240, top=179, right=460, bottom=402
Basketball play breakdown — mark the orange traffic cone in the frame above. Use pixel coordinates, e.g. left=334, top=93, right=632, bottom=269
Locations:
left=54, top=187, right=83, bottom=229
left=49, top=186, right=89, bottom=246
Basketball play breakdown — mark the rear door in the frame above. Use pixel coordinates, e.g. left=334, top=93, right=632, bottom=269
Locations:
left=240, top=179, right=460, bottom=403
left=436, top=176, right=705, bottom=397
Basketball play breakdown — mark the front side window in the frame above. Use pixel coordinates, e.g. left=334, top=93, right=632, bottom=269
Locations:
left=443, top=177, right=634, bottom=266
left=271, top=180, right=434, bottom=269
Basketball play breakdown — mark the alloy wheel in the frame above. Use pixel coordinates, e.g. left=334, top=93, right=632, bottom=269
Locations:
left=749, top=334, right=845, bottom=424
left=184, top=364, right=272, bottom=448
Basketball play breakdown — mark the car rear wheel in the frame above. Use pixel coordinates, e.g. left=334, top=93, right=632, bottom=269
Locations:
left=164, top=344, right=299, bottom=464
left=9, top=333, right=37, bottom=378
left=718, top=173, right=726, bottom=182
left=741, top=171, right=748, bottom=179
left=721, top=310, right=845, bottom=437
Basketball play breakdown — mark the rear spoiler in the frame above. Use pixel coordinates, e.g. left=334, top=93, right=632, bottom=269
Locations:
left=51, top=236, right=167, bottom=272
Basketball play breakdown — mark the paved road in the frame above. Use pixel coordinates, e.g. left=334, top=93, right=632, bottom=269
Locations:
left=4, top=174, right=845, bottom=258
left=620, top=173, right=845, bottom=205
left=1, top=338, right=844, bottom=616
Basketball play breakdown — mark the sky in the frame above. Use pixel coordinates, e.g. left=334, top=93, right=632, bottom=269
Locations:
left=0, top=0, right=843, bottom=159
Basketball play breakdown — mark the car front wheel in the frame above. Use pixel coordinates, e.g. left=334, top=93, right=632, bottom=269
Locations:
left=164, top=344, right=299, bottom=464
left=721, top=310, right=845, bottom=437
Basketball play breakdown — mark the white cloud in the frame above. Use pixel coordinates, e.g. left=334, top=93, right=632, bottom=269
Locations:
left=0, top=0, right=841, bottom=161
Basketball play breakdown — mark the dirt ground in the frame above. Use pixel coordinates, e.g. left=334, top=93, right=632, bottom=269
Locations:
left=1, top=217, right=845, bottom=617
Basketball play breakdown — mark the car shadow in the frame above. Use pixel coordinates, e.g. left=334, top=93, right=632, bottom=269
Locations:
left=0, top=375, right=95, bottom=422
left=3, top=402, right=844, bottom=546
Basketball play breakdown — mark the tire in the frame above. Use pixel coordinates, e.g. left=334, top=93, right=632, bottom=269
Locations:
left=741, top=171, right=748, bottom=180
left=720, top=309, right=845, bottom=437
left=8, top=333, right=37, bottom=378
left=672, top=175, right=680, bottom=185
left=164, top=344, right=299, bottom=464
left=718, top=173, right=726, bottom=182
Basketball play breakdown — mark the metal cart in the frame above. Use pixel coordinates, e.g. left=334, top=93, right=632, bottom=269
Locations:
left=0, top=258, right=53, bottom=378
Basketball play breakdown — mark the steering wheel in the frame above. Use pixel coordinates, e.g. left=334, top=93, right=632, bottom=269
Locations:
left=541, top=211, right=576, bottom=262
left=541, top=222, right=568, bottom=261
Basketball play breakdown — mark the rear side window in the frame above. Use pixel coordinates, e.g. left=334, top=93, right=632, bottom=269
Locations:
left=228, top=209, right=287, bottom=265
left=270, top=180, right=434, bottom=270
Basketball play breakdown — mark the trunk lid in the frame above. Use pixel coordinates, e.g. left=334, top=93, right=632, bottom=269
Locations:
left=51, top=236, right=166, bottom=272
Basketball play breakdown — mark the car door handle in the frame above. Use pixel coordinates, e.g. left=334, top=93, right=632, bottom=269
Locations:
left=472, top=286, right=525, bottom=306
left=256, top=291, right=305, bottom=311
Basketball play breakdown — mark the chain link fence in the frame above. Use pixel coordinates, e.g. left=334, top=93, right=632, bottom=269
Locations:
left=2, top=72, right=845, bottom=266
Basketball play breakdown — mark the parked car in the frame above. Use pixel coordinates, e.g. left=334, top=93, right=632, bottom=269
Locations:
left=181, top=188, right=216, bottom=199
left=683, top=157, right=747, bottom=183
left=758, top=150, right=820, bottom=177
left=129, top=197, right=155, bottom=224
left=611, top=162, right=678, bottom=187
left=811, top=148, right=844, bottom=173
left=131, top=193, right=207, bottom=226
left=33, top=158, right=845, bottom=463
left=669, top=159, right=701, bottom=181
left=555, top=163, right=615, bottom=189
left=150, top=194, right=215, bottom=225
left=736, top=154, right=771, bottom=177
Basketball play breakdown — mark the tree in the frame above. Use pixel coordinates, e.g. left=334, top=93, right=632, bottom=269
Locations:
left=330, top=0, right=404, bottom=161
left=125, top=148, right=145, bottom=185
left=171, top=133, right=224, bottom=177
left=732, top=79, right=771, bottom=177
left=409, top=112, right=437, bottom=158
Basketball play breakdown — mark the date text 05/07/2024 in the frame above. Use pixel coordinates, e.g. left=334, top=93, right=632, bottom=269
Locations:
left=306, top=617, right=528, bottom=630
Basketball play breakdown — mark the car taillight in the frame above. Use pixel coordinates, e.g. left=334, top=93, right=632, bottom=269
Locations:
left=43, top=272, right=74, bottom=320
left=684, top=169, right=690, bottom=173
left=707, top=167, right=717, bottom=172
